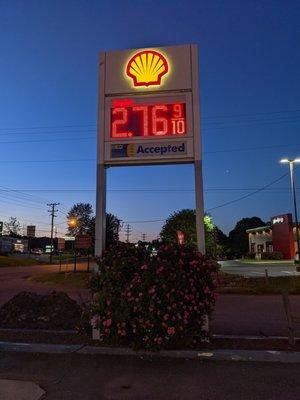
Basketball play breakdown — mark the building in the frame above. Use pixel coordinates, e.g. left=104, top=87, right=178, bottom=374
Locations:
left=28, top=237, right=65, bottom=252
left=247, top=213, right=299, bottom=259
left=0, top=237, right=28, bottom=254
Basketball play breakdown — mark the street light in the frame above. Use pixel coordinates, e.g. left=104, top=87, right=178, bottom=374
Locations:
left=68, top=217, right=77, bottom=228
left=280, top=158, right=300, bottom=266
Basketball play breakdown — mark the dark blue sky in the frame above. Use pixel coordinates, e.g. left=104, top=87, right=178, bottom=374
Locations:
left=1, top=0, right=300, bottom=241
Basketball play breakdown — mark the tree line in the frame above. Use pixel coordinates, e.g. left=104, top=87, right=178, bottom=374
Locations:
left=3, top=203, right=266, bottom=258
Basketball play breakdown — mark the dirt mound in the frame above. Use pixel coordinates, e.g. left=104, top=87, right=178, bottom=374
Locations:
left=0, top=291, right=83, bottom=330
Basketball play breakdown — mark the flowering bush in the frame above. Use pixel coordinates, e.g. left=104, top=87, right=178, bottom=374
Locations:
left=90, top=243, right=218, bottom=350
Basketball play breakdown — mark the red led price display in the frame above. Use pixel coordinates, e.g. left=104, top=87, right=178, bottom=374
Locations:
left=111, top=99, right=187, bottom=138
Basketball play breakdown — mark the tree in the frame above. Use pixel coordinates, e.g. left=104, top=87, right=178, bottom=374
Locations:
left=67, top=203, right=93, bottom=236
left=228, top=216, right=266, bottom=256
left=105, top=213, right=121, bottom=246
left=4, top=217, right=21, bottom=236
left=160, top=209, right=197, bottom=245
left=67, top=203, right=121, bottom=247
left=160, top=209, right=227, bottom=258
left=88, top=213, right=121, bottom=247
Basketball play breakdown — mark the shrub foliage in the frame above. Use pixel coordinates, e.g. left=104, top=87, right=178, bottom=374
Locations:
left=90, top=243, right=218, bottom=350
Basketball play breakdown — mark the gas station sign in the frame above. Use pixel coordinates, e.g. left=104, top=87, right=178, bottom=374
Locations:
left=95, top=44, right=205, bottom=255
left=100, top=45, right=198, bottom=166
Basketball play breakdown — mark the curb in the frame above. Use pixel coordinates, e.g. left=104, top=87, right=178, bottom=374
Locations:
left=1, top=341, right=300, bottom=363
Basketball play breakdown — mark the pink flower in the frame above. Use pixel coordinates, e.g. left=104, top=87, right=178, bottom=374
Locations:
left=154, top=337, right=163, bottom=345
left=148, top=287, right=155, bottom=294
left=167, top=326, right=176, bottom=335
left=103, top=318, right=112, bottom=327
left=141, top=264, right=148, bottom=270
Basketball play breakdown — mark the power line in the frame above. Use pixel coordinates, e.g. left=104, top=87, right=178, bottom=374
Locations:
left=1, top=142, right=299, bottom=163
left=206, top=172, right=290, bottom=212
left=203, top=108, right=300, bottom=120
left=0, top=129, right=95, bottom=137
left=1, top=108, right=300, bottom=131
left=0, top=186, right=299, bottom=193
left=0, top=124, right=95, bottom=131
left=0, top=136, right=95, bottom=145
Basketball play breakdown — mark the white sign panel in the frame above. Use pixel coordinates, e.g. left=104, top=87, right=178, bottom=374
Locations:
left=98, top=44, right=201, bottom=166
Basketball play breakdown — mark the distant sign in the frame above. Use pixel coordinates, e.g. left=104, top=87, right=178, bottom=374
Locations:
left=45, top=245, right=54, bottom=253
left=272, top=217, right=285, bottom=225
left=63, top=236, right=75, bottom=241
left=27, top=225, right=36, bottom=237
left=57, top=238, right=65, bottom=250
left=75, top=235, right=92, bottom=249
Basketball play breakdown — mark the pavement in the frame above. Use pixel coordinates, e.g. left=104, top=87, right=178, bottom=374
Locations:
left=219, top=259, right=300, bottom=277
left=1, top=352, right=300, bottom=399
left=0, top=263, right=91, bottom=306
left=211, top=293, right=300, bottom=337
left=0, top=378, right=45, bottom=400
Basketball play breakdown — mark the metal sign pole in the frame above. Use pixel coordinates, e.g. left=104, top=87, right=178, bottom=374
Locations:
left=194, top=160, right=205, bottom=253
left=95, top=52, right=107, bottom=258
left=95, top=164, right=106, bottom=257
left=191, top=45, right=205, bottom=254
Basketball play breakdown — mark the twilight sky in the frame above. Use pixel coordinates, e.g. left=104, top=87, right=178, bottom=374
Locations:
left=0, top=0, right=300, bottom=241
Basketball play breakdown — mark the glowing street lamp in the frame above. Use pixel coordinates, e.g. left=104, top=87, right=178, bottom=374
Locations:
left=280, top=158, right=300, bottom=266
left=68, top=217, right=77, bottom=228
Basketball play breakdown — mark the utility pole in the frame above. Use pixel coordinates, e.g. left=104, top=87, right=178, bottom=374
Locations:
left=141, top=233, right=147, bottom=242
left=47, top=203, right=59, bottom=264
left=125, top=224, right=132, bottom=243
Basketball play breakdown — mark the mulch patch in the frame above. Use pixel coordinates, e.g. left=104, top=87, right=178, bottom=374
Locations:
left=0, top=291, right=84, bottom=330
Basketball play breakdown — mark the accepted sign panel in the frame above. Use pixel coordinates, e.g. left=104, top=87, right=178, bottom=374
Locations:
left=98, top=44, right=201, bottom=166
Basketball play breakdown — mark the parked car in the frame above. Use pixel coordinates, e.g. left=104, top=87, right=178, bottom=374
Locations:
left=31, top=248, right=43, bottom=255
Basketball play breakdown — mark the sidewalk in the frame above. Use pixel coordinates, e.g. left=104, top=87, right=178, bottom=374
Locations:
left=212, top=294, right=300, bottom=336
left=0, top=379, right=45, bottom=400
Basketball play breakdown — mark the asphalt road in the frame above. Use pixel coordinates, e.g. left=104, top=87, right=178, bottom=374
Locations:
left=0, top=352, right=300, bottom=399
left=219, top=259, right=300, bottom=277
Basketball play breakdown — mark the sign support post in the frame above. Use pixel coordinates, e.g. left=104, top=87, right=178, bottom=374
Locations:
left=194, top=160, right=205, bottom=253
left=95, top=163, right=107, bottom=257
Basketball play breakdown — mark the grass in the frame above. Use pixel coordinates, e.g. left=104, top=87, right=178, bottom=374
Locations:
left=31, top=270, right=300, bottom=295
left=32, top=272, right=91, bottom=288
left=218, top=272, right=300, bottom=294
left=0, top=256, right=47, bottom=268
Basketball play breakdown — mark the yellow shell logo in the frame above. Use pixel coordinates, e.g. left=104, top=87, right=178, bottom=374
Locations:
left=126, top=50, right=169, bottom=87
